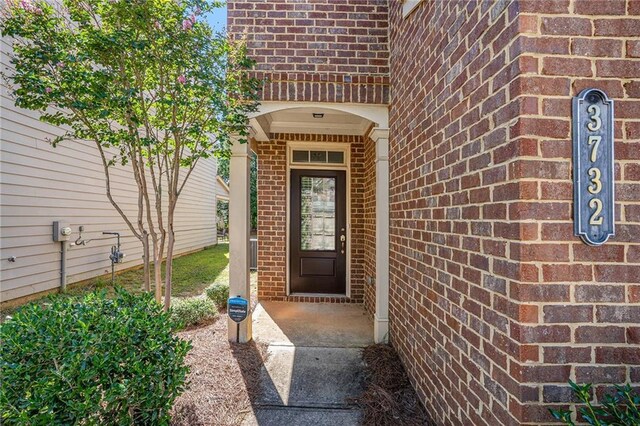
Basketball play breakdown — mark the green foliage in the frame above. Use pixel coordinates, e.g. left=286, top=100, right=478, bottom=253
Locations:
left=217, top=198, right=229, bottom=233
left=205, top=283, right=229, bottom=310
left=170, top=296, right=217, bottom=330
left=550, top=381, right=640, bottom=426
left=1, top=0, right=259, bottom=157
left=0, top=289, right=191, bottom=425
left=217, top=155, right=230, bottom=181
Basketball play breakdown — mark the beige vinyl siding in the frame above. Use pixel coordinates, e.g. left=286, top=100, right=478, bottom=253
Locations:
left=216, top=176, right=230, bottom=201
left=1, top=37, right=218, bottom=302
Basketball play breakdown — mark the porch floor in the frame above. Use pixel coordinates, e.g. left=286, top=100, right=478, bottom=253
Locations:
left=241, top=302, right=373, bottom=425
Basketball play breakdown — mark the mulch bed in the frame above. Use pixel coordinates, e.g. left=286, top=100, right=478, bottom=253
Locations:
left=171, top=313, right=268, bottom=426
left=355, top=344, right=436, bottom=426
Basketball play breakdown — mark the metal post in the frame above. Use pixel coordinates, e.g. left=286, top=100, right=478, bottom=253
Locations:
left=103, top=232, right=121, bottom=285
left=111, top=249, right=115, bottom=284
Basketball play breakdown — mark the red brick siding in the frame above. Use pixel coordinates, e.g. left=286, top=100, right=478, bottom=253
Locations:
left=256, top=133, right=373, bottom=304
left=363, top=136, right=377, bottom=317
left=390, top=3, right=528, bottom=424
left=389, top=0, right=639, bottom=424
left=256, top=138, right=287, bottom=300
left=351, top=134, right=367, bottom=303
left=227, top=0, right=390, bottom=103
left=509, top=1, right=640, bottom=423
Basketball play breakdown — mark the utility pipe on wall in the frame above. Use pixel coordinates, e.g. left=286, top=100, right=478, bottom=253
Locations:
left=53, top=221, right=72, bottom=293
left=60, top=240, right=68, bottom=292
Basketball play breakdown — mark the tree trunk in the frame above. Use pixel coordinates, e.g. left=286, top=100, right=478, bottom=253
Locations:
left=163, top=223, right=175, bottom=311
left=163, top=160, right=179, bottom=310
left=152, top=235, right=163, bottom=303
left=142, top=232, right=150, bottom=292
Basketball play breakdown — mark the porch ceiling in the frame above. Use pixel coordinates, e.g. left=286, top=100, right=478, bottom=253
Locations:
left=249, top=102, right=388, bottom=141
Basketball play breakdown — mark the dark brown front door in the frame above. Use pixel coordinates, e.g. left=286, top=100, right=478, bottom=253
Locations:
left=290, top=169, right=347, bottom=294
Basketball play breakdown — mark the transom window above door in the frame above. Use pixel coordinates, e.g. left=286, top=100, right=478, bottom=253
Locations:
left=290, top=149, right=347, bottom=166
left=287, top=142, right=350, bottom=168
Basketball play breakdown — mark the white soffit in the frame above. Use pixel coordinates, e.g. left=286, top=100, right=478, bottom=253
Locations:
left=270, top=107, right=370, bottom=135
left=249, top=102, right=389, bottom=141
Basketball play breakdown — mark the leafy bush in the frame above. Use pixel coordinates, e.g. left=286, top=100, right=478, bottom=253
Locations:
left=550, top=381, right=640, bottom=425
left=0, top=289, right=191, bottom=425
left=205, top=283, right=229, bottom=310
left=170, top=296, right=218, bottom=329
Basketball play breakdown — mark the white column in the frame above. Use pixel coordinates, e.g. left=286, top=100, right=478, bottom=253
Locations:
left=369, top=128, right=390, bottom=344
left=228, top=137, right=252, bottom=342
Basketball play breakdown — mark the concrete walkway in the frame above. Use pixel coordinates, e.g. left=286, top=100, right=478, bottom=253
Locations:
left=241, top=301, right=373, bottom=426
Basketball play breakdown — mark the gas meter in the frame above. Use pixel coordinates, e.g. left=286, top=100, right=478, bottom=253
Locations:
left=110, top=247, right=125, bottom=264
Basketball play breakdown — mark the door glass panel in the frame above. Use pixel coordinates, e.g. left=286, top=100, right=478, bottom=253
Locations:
left=300, top=177, right=336, bottom=250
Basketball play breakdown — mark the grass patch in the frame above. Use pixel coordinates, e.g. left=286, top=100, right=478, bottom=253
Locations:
left=167, top=244, right=230, bottom=297
left=71, top=244, right=230, bottom=298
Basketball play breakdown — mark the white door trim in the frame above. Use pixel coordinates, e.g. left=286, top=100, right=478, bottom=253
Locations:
left=286, top=141, right=351, bottom=298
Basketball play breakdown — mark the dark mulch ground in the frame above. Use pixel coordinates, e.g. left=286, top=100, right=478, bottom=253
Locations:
left=355, top=344, right=436, bottom=426
left=171, top=313, right=268, bottom=426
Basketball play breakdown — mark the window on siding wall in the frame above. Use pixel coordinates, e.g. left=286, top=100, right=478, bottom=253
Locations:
left=403, top=0, right=423, bottom=18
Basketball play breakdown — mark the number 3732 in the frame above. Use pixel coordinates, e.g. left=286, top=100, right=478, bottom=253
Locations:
left=586, top=104, right=604, bottom=226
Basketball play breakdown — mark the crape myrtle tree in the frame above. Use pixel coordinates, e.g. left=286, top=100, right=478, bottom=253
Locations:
left=1, top=0, right=259, bottom=308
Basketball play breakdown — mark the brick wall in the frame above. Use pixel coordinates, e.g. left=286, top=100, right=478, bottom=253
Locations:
left=256, top=138, right=288, bottom=300
left=509, top=2, right=640, bottom=422
left=227, top=0, right=390, bottom=103
left=389, top=0, right=639, bottom=425
left=256, top=133, right=373, bottom=303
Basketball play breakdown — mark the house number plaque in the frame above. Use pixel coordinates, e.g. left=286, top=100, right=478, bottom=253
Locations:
left=573, top=88, right=615, bottom=246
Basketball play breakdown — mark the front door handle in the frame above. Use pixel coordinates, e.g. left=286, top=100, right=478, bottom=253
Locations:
left=340, top=234, right=346, bottom=254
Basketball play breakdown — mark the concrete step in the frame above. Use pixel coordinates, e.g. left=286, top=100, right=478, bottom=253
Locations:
left=241, top=406, right=361, bottom=426
left=253, top=302, right=374, bottom=348
left=256, top=345, right=366, bottom=408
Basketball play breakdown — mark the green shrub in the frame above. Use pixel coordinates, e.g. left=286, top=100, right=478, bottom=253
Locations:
left=550, top=381, right=640, bottom=425
left=0, top=289, right=191, bottom=425
left=170, top=296, right=218, bottom=329
left=205, top=283, right=229, bottom=309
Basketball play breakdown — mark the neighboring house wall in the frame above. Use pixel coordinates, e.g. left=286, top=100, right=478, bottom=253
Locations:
left=1, top=39, right=218, bottom=303
left=215, top=176, right=231, bottom=202
left=256, top=133, right=374, bottom=303
left=227, top=0, right=390, bottom=104
left=389, top=1, right=639, bottom=425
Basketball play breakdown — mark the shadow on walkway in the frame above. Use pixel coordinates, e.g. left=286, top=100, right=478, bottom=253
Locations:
left=232, top=301, right=374, bottom=426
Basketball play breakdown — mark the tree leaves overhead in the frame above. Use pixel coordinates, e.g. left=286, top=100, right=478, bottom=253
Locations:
left=2, top=0, right=260, bottom=164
